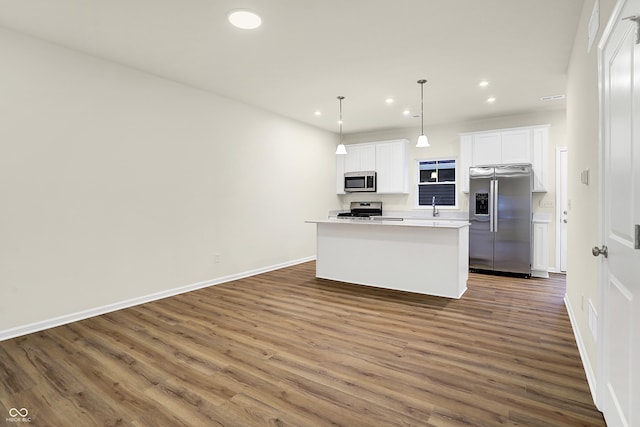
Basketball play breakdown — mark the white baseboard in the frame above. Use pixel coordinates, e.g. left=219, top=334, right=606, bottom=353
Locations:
left=531, top=269, right=550, bottom=278
left=564, top=294, right=600, bottom=410
left=531, top=266, right=564, bottom=278
left=0, top=256, right=315, bottom=342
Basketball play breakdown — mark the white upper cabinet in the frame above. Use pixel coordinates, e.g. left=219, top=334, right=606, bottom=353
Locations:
left=336, top=154, right=346, bottom=194
left=375, top=140, right=409, bottom=194
left=460, top=125, right=549, bottom=192
left=459, top=135, right=473, bottom=193
left=531, top=127, right=549, bottom=192
left=336, top=139, right=408, bottom=194
left=473, top=132, right=502, bottom=165
left=472, top=129, right=532, bottom=165
left=501, top=129, right=532, bottom=164
left=344, top=144, right=376, bottom=172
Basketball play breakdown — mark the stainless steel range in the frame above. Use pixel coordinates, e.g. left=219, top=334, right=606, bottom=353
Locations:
left=336, top=202, right=403, bottom=221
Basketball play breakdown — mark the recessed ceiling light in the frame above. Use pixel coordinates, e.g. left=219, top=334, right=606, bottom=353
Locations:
left=385, top=98, right=394, bottom=104
left=403, top=109, right=411, bottom=116
left=487, top=97, right=496, bottom=103
left=228, top=10, right=262, bottom=29
left=479, top=80, right=489, bottom=88
left=314, top=111, right=322, bottom=116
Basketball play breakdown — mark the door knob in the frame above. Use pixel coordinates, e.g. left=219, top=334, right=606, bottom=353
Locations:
left=563, top=219, right=567, bottom=223
left=592, top=245, right=608, bottom=258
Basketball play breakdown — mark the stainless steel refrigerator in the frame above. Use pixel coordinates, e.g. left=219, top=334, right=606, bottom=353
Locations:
left=469, top=164, right=532, bottom=276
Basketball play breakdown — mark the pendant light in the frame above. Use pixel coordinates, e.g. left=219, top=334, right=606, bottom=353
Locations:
left=416, top=79, right=430, bottom=147
left=335, top=96, right=347, bottom=155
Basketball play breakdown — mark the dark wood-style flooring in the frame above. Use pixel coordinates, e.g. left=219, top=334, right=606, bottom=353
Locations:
left=0, top=261, right=605, bottom=426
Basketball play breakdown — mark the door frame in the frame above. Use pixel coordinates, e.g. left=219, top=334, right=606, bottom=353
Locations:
left=555, top=147, right=568, bottom=273
left=596, top=0, right=614, bottom=412
left=596, top=0, right=637, bottom=416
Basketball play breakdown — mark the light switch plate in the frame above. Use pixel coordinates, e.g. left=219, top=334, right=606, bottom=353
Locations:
left=581, top=169, right=590, bottom=185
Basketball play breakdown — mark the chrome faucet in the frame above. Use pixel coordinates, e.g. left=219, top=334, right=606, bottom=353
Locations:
left=432, top=196, right=440, bottom=217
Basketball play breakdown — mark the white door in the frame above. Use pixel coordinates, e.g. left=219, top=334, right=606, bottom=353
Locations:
left=558, top=148, right=568, bottom=272
left=598, top=1, right=640, bottom=426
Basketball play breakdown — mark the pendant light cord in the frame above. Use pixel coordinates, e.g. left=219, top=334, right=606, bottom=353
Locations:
left=421, top=82, right=424, bottom=134
left=418, top=79, right=426, bottom=135
left=338, top=96, right=344, bottom=144
left=415, top=79, right=429, bottom=148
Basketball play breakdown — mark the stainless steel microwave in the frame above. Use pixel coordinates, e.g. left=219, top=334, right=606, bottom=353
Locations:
left=344, top=171, right=376, bottom=192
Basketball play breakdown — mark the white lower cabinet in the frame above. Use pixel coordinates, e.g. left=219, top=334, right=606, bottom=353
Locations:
left=532, top=219, right=550, bottom=278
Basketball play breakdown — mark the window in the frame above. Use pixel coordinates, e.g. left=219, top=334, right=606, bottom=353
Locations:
left=418, top=159, right=457, bottom=207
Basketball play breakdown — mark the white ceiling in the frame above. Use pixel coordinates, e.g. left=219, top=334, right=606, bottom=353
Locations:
left=0, top=0, right=584, bottom=134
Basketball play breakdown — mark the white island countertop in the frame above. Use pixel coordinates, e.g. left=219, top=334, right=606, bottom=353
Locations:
left=306, top=218, right=469, bottom=228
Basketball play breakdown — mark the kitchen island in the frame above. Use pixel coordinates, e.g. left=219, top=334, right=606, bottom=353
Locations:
left=306, top=218, right=470, bottom=299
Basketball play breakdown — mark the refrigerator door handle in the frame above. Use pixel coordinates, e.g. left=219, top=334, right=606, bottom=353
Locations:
left=494, top=179, right=499, bottom=233
left=489, top=180, right=494, bottom=233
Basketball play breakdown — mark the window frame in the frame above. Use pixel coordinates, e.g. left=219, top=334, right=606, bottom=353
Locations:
left=415, top=157, right=459, bottom=209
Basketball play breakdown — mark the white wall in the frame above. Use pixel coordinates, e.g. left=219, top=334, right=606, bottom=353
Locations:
left=0, top=28, right=339, bottom=335
left=342, top=109, right=566, bottom=271
left=565, top=0, right=617, bottom=387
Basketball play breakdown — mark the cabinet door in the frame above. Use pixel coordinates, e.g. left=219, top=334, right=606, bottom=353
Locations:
left=360, top=144, right=376, bottom=171
left=459, top=135, right=473, bottom=193
left=473, top=132, right=502, bottom=165
left=344, top=145, right=362, bottom=172
left=531, top=127, right=548, bottom=192
left=462, top=125, right=549, bottom=193
left=531, top=221, right=550, bottom=278
left=501, top=129, right=532, bottom=164
left=336, top=154, right=345, bottom=194
left=375, top=140, right=408, bottom=194
left=344, top=144, right=376, bottom=172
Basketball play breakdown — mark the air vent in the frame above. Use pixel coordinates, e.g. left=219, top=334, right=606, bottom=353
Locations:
left=540, top=94, right=566, bottom=101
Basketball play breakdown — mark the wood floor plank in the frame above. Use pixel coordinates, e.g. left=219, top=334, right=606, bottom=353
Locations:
left=0, top=262, right=605, bottom=426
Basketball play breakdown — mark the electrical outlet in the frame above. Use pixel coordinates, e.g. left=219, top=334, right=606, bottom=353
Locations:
left=540, top=200, right=554, bottom=208
left=214, top=253, right=221, bottom=264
